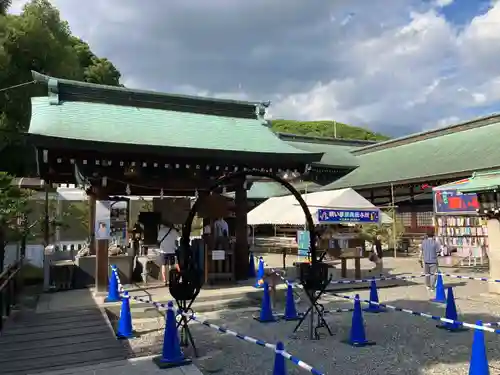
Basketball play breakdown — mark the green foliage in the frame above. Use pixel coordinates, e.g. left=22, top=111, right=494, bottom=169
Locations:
left=0, top=0, right=122, bottom=175
left=0, top=172, right=29, bottom=242
left=358, top=208, right=405, bottom=249
left=0, top=0, right=11, bottom=16
left=270, top=119, right=390, bottom=141
left=67, top=200, right=90, bottom=234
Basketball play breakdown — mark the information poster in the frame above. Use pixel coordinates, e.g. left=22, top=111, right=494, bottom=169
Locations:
left=297, top=230, right=310, bottom=257
left=95, top=200, right=111, bottom=240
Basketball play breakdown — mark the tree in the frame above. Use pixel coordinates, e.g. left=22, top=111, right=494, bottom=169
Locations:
left=0, top=172, right=29, bottom=270
left=0, top=0, right=11, bottom=16
left=0, top=0, right=122, bottom=175
left=270, top=119, right=390, bottom=141
left=358, top=208, right=405, bottom=251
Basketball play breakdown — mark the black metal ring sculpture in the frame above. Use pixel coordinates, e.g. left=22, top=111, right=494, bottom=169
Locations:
left=180, top=170, right=317, bottom=265
left=171, top=170, right=330, bottom=344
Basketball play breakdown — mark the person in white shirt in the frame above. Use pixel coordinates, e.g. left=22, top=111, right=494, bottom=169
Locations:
left=157, top=221, right=180, bottom=284
left=213, top=217, right=229, bottom=238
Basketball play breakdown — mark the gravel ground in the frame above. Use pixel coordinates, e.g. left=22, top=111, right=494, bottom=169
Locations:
left=121, top=258, right=500, bottom=375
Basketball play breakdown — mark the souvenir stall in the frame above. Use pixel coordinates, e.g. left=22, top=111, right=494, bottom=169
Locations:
left=433, top=180, right=488, bottom=266
left=455, top=170, right=500, bottom=293
left=247, top=188, right=389, bottom=278
left=316, top=208, right=380, bottom=278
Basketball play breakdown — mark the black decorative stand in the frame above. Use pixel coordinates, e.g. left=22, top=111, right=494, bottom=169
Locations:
left=293, top=262, right=333, bottom=340
left=169, top=244, right=203, bottom=357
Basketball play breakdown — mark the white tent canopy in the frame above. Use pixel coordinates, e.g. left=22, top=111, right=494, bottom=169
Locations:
left=247, top=188, right=393, bottom=225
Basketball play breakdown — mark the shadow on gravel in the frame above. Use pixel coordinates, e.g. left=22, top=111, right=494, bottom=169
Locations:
left=110, top=290, right=500, bottom=375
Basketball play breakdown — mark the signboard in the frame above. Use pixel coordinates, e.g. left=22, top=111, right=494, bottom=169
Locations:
left=317, top=209, right=380, bottom=224
left=296, top=230, right=310, bottom=257
left=434, top=190, right=479, bottom=214
left=212, top=250, right=225, bottom=260
left=95, top=201, right=111, bottom=240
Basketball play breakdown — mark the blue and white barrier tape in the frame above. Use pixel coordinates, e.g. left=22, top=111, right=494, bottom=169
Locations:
left=111, top=265, right=125, bottom=292
left=433, top=272, right=500, bottom=284
left=332, top=293, right=500, bottom=334
left=265, top=259, right=498, bottom=287
left=484, top=322, right=500, bottom=327
left=173, top=305, right=324, bottom=375
left=261, top=257, right=426, bottom=287
left=111, top=265, right=324, bottom=374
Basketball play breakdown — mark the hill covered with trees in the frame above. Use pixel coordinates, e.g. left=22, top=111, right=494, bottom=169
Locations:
left=270, top=119, right=390, bottom=141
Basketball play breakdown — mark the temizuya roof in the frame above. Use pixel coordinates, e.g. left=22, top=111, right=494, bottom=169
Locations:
left=27, top=71, right=323, bottom=167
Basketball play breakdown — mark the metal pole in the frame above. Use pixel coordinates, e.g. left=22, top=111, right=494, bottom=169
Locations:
left=391, top=183, right=397, bottom=258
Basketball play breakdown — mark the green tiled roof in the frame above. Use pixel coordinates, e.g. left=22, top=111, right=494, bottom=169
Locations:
left=323, top=115, right=500, bottom=189
left=284, top=140, right=359, bottom=168
left=29, top=97, right=320, bottom=155
left=279, top=133, right=372, bottom=169
left=225, top=180, right=321, bottom=200
left=27, top=72, right=323, bottom=160
left=457, top=170, right=500, bottom=193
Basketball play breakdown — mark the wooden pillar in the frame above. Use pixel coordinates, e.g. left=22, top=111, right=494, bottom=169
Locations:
left=409, top=187, right=418, bottom=232
left=95, top=239, right=109, bottom=294
left=411, top=208, right=418, bottom=232
left=88, top=195, right=96, bottom=255
left=234, top=180, right=248, bottom=280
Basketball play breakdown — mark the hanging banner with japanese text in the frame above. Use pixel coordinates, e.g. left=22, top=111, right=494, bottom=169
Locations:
left=317, top=209, right=380, bottom=224
left=433, top=189, right=479, bottom=214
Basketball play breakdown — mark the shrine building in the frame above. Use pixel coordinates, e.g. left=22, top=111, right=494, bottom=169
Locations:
left=25, top=71, right=323, bottom=292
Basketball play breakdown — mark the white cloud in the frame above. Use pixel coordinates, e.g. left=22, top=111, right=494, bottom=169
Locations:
left=435, top=0, right=454, bottom=8
left=273, top=2, right=500, bottom=135
left=7, top=0, right=500, bottom=136
left=435, top=116, right=461, bottom=128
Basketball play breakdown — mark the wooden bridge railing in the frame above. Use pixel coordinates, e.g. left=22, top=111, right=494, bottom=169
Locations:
left=0, top=258, right=23, bottom=332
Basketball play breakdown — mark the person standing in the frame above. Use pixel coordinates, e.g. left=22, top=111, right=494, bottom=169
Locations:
left=373, top=235, right=384, bottom=274
left=420, top=232, right=440, bottom=291
left=157, top=221, right=180, bottom=285
left=213, top=217, right=229, bottom=238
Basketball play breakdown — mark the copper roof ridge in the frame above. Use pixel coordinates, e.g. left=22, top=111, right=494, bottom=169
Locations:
left=354, top=113, right=500, bottom=155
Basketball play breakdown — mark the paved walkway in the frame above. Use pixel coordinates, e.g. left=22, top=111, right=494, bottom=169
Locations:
left=35, top=356, right=203, bottom=375
left=0, top=304, right=128, bottom=374
left=1, top=288, right=204, bottom=375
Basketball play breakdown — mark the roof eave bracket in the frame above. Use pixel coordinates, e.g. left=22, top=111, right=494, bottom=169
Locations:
left=47, top=78, right=60, bottom=105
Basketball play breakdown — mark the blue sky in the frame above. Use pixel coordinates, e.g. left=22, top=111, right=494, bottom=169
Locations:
left=437, top=0, right=492, bottom=26
left=10, top=0, right=500, bottom=137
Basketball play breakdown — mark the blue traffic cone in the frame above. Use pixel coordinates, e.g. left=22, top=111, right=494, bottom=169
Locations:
left=105, top=269, right=121, bottom=303
left=116, top=292, right=134, bottom=339
left=153, top=301, right=192, bottom=368
left=437, top=287, right=467, bottom=332
left=364, top=280, right=384, bottom=313
left=254, top=282, right=277, bottom=323
left=343, top=294, right=375, bottom=347
left=273, top=341, right=286, bottom=375
left=469, top=321, right=489, bottom=375
left=254, top=257, right=265, bottom=288
left=284, top=283, right=300, bottom=321
left=432, top=274, right=446, bottom=304
left=249, top=252, right=256, bottom=278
